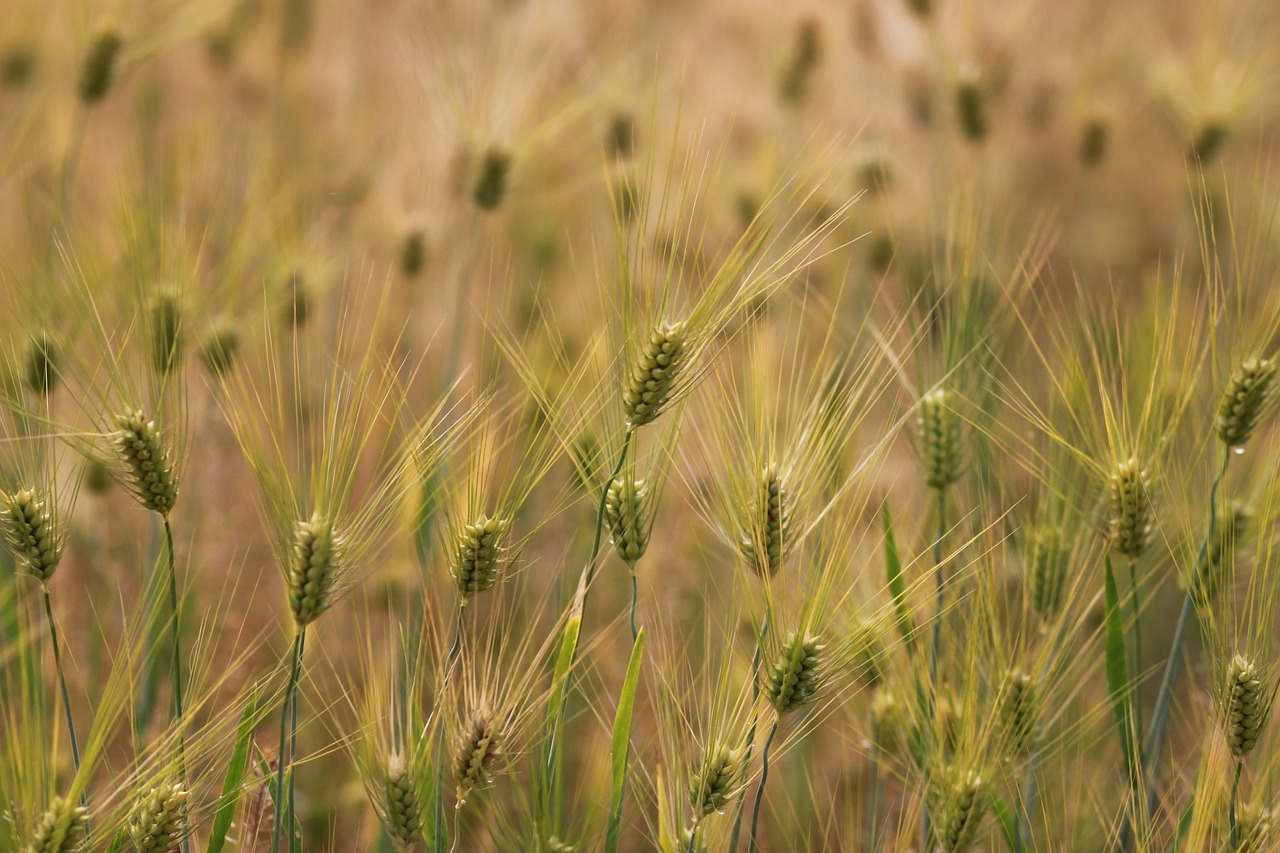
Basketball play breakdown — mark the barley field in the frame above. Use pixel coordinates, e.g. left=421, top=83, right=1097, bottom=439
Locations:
left=3, top=1, right=1280, bottom=851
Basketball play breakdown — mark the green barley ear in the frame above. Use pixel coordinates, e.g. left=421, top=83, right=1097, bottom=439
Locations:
left=400, top=229, right=427, bottom=279
left=623, top=321, right=687, bottom=429
left=918, top=388, right=964, bottom=490
left=1107, top=457, right=1152, bottom=560
left=779, top=17, right=821, bottom=104
left=1191, top=119, right=1229, bottom=164
left=283, top=271, right=311, bottom=328
left=449, top=515, right=511, bottom=601
left=1236, top=801, right=1273, bottom=853
left=0, top=488, right=62, bottom=581
left=1190, top=501, right=1250, bottom=607
left=24, top=333, right=59, bottom=396
left=1223, top=654, right=1271, bottom=760
left=606, top=112, right=635, bottom=160
left=27, top=796, right=89, bottom=853
left=1026, top=524, right=1069, bottom=621
left=997, top=669, right=1038, bottom=756
left=198, top=318, right=240, bottom=378
left=849, top=619, right=886, bottom=687
left=570, top=432, right=602, bottom=492
left=453, top=706, right=502, bottom=806
left=1215, top=357, right=1277, bottom=448
left=931, top=766, right=986, bottom=853
left=83, top=456, right=113, bottom=496
left=955, top=68, right=988, bottom=142
left=689, top=742, right=744, bottom=817
left=148, top=289, right=184, bottom=375
left=472, top=147, right=512, bottom=211
left=739, top=462, right=791, bottom=577
left=1080, top=117, right=1109, bottom=167
left=78, top=29, right=121, bottom=103
left=288, top=511, right=344, bottom=627
left=906, top=0, right=931, bottom=17
left=870, top=686, right=904, bottom=753
left=765, top=630, right=823, bottom=715
left=539, top=836, right=575, bottom=853
left=127, top=781, right=188, bottom=853
left=2, top=44, right=36, bottom=89
left=378, top=753, right=424, bottom=850
left=604, top=476, right=650, bottom=566
left=112, top=409, right=179, bottom=515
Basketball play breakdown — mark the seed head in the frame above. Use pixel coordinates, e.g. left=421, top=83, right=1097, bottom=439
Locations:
left=0, top=488, right=62, bottom=581
left=78, top=29, right=121, bottom=103
left=198, top=318, right=240, bottom=378
left=453, top=707, right=502, bottom=805
left=127, top=781, right=188, bottom=853
left=739, top=463, right=791, bottom=577
left=112, top=410, right=179, bottom=516
left=623, top=321, right=687, bottom=428
left=1236, top=801, right=1273, bottom=853
left=1107, top=458, right=1151, bottom=560
left=25, top=333, right=59, bottom=396
left=1080, top=118, right=1109, bottom=167
left=27, top=796, right=89, bottom=853
left=848, top=619, right=885, bottom=687
left=1192, top=120, right=1229, bottom=164
left=604, top=476, right=650, bottom=566
left=400, top=229, right=427, bottom=279
left=379, top=753, right=424, bottom=850
left=288, top=512, right=344, bottom=627
left=918, top=388, right=963, bottom=490
left=689, top=742, right=744, bottom=817
left=472, top=147, right=511, bottom=211
left=148, top=289, right=183, bottom=375
left=1223, top=654, right=1271, bottom=760
left=870, top=686, right=904, bottom=753
left=1216, top=357, right=1277, bottom=449
left=1190, top=502, right=1250, bottom=608
left=955, top=70, right=988, bottom=142
left=606, top=113, right=635, bottom=160
left=449, top=515, right=510, bottom=600
left=779, top=18, right=821, bottom=104
left=931, top=766, right=986, bottom=853
left=2, top=45, right=36, bottom=89
left=997, top=669, right=1038, bottom=756
left=1026, top=524, right=1068, bottom=621
left=766, top=630, right=823, bottom=715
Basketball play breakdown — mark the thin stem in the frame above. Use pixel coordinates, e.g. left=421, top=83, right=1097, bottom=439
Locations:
left=1229, top=760, right=1244, bottom=849
left=43, top=585, right=86, bottom=827
left=866, top=709, right=880, bottom=851
left=1141, top=447, right=1229, bottom=818
left=685, top=822, right=699, bottom=853
left=288, top=629, right=306, bottom=853
left=163, top=520, right=188, bottom=816
left=584, top=433, right=634, bottom=595
left=747, top=720, right=780, bottom=853
left=273, top=630, right=305, bottom=853
left=1017, top=743, right=1042, bottom=852
left=728, top=612, right=770, bottom=852
left=1128, top=557, right=1143, bottom=741
left=929, top=486, right=947, bottom=688
left=628, top=571, right=638, bottom=641
left=435, top=602, right=465, bottom=853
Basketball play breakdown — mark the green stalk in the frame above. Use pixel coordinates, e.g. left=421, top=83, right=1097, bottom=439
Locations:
left=929, top=486, right=947, bottom=686
left=163, top=520, right=189, bottom=816
left=1128, top=557, right=1143, bottom=741
left=273, top=629, right=305, bottom=853
left=866, top=709, right=880, bottom=850
left=1229, top=760, right=1243, bottom=848
left=628, top=572, right=638, bottom=642
left=434, top=602, right=465, bottom=853
left=747, top=720, right=780, bottom=853
left=1141, top=448, right=1229, bottom=816
left=42, top=584, right=87, bottom=829
left=728, top=612, right=770, bottom=852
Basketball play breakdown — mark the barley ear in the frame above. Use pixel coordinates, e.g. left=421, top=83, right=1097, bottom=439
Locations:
left=1026, top=524, right=1068, bottom=621
left=1236, top=801, right=1273, bottom=853
left=1107, top=457, right=1151, bottom=560
left=472, top=147, right=512, bottom=211
left=27, top=796, right=89, bottom=853
left=622, top=321, right=687, bottom=429
left=996, top=668, right=1038, bottom=756
left=1223, top=655, right=1271, bottom=760
left=453, top=707, right=502, bottom=806
left=111, top=410, right=179, bottom=516
left=78, top=29, right=121, bottom=103
left=449, top=515, right=511, bottom=600
left=931, top=766, right=986, bottom=853
left=127, top=781, right=188, bottom=853
left=689, top=742, right=744, bottom=817
left=25, top=333, right=59, bottom=396
left=288, top=512, right=344, bottom=627
left=765, top=631, right=823, bottom=715
left=380, top=753, right=424, bottom=850
left=740, top=463, right=790, bottom=577
left=604, top=476, right=650, bottom=566
left=1216, top=357, right=1278, bottom=449
left=918, top=388, right=963, bottom=490
left=0, top=487, right=62, bottom=581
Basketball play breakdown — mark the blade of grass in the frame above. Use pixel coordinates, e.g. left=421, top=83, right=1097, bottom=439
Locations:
left=206, top=686, right=260, bottom=853
left=605, top=628, right=646, bottom=853
left=883, top=504, right=914, bottom=648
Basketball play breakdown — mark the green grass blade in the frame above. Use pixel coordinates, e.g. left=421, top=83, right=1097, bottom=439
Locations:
left=540, top=602, right=583, bottom=834
left=985, top=789, right=1019, bottom=851
left=206, top=685, right=260, bottom=853
left=106, top=831, right=128, bottom=853
left=883, top=504, right=913, bottom=648
left=1103, top=556, right=1136, bottom=776
left=605, top=628, right=645, bottom=853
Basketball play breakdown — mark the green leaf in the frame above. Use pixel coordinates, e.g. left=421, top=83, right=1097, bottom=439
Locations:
left=106, top=831, right=128, bottom=853
left=206, top=685, right=260, bottom=853
left=985, top=789, right=1019, bottom=851
left=539, top=603, right=583, bottom=833
left=1172, top=794, right=1195, bottom=852
left=605, top=628, right=646, bottom=853
left=883, top=504, right=914, bottom=648
left=1103, top=556, right=1136, bottom=777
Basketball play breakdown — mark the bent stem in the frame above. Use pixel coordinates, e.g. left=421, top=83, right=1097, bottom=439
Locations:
left=273, top=629, right=306, bottom=853
left=747, top=719, right=780, bottom=853
left=1141, top=448, right=1229, bottom=819
left=42, top=585, right=86, bottom=825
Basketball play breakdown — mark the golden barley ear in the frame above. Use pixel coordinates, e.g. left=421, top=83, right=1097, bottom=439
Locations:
left=1223, top=655, right=1271, bottom=760
left=1216, top=357, right=1278, bottom=449
left=0, top=487, right=62, bottom=581
left=688, top=742, right=745, bottom=818
left=622, top=321, right=687, bottom=428
left=1107, top=457, right=1152, bottom=560
left=453, top=706, right=502, bottom=806
left=127, top=781, right=189, bottom=853
left=27, top=796, right=89, bottom=853
left=765, top=631, right=823, bottom=715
